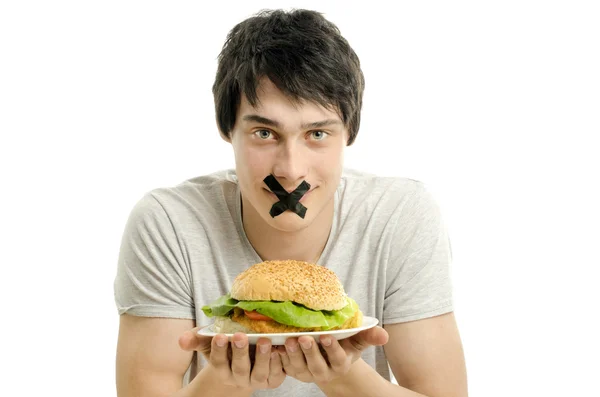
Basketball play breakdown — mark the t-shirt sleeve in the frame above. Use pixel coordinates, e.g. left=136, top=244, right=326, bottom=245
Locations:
left=114, top=192, right=195, bottom=319
left=383, top=182, right=454, bottom=324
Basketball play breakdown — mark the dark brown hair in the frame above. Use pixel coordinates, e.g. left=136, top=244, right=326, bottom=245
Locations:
left=212, top=9, right=364, bottom=145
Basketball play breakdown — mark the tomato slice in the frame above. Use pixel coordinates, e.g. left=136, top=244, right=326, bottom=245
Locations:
left=244, top=310, right=272, bottom=321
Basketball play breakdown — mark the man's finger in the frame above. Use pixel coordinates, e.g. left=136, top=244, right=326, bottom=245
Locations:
left=285, top=338, right=308, bottom=372
left=230, top=333, right=251, bottom=387
left=250, top=338, right=271, bottom=386
left=268, top=350, right=285, bottom=385
left=210, top=334, right=231, bottom=370
left=320, top=336, right=348, bottom=373
left=277, top=347, right=293, bottom=375
left=299, top=336, right=329, bottom=382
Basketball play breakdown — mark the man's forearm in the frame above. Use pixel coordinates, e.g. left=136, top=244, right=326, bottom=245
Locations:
left=318, top=359, right=427, bottom=397
left=172, top=366, right=253, bottom=397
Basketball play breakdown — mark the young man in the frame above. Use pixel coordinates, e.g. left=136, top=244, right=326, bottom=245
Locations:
left=114, top=9, right=468, bottom=397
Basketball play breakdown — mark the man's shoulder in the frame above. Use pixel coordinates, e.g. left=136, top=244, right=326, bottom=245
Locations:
left=147, top=169, right=238, bottom=206
left=126, top=169, right=239, bottom=228
left=340, top=168, right=425, bottom=201
left=336, top=168, right=441, bottom=232
left=181, top=169, right=239, bottom=189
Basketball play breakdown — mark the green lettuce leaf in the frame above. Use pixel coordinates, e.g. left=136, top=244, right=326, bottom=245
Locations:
left=201, top=294, right=358, bottom=330
left=201, top=294, right=239, bottom=317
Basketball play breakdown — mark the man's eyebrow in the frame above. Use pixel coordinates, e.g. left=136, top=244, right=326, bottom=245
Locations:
left=301, top=119, right=342, bottom=129
left=242, top=114, right=281, bottom=128
left=242, top=114, right=342, bottom=129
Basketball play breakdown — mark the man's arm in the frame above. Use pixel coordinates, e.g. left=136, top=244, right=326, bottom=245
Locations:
left=116, top=314, right=253, bottom=397
left=384, top=312, right=467, bottom=396
left=318, top=313, right=468, bottom=397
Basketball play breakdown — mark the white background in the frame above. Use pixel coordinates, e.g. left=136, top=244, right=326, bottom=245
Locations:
left=1, top=1, right=599, bottom=396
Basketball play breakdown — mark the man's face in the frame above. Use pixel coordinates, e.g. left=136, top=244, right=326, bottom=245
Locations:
left=227, top=78, right=348, bottom=232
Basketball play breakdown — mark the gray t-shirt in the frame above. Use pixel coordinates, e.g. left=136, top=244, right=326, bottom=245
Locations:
left=114, top=168, right=454, bottom=396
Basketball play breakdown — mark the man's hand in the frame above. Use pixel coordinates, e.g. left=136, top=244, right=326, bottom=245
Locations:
left=179, top=328, right=286, bottom=391
left=276, top=326, right=389, bottom=384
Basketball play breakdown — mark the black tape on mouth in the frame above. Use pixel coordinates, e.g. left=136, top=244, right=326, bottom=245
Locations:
left=263, top=175, right=311, bottom=218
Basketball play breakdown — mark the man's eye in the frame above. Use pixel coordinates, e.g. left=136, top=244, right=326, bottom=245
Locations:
left=311, top=130, right=327, bottom=140
left=255, top=130, right=272, bottom=139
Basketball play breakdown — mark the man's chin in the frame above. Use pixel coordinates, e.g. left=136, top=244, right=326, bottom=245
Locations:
left=264, top=211, right=313, bottom=232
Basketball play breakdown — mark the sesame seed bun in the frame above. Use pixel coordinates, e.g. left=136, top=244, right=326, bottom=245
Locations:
left=230, top=260, right=348, bottom=311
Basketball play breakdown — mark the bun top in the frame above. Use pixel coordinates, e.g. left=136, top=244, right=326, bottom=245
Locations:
left=230, top=260, right=348, bottom=311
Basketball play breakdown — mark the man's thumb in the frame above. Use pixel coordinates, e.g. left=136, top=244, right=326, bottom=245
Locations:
left=178, top=327, right=209, bottom=351
left=355, top=326, right=389, bottom=349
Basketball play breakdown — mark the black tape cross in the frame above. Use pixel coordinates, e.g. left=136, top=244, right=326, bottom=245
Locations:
left=263, top=175, right=311, bottom=218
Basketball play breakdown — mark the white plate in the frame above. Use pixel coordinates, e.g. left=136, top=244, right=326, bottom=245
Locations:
left=198, top=316, right=379, bottom=345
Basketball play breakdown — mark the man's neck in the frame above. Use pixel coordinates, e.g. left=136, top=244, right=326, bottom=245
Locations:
left=241, top=196, right=334, bottom=264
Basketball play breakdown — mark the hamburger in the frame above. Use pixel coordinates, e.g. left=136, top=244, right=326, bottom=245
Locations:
left=201, top=260, right=363, bottom=334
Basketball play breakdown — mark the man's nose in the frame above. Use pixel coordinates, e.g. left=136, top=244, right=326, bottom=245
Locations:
left=271, top=142, right=308, bottom=190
